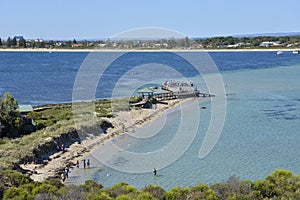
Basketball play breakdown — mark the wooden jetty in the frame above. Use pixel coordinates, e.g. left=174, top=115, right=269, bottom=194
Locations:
left=135, top=80, right=215, bottom=104
left=152, top=91, right=214, bottom=101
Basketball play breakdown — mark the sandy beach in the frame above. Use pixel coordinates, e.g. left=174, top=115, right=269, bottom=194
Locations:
left=20, top=98, right=196, bottom=182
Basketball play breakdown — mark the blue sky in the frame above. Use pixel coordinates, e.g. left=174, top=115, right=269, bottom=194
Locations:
left=1, top=0, right=300, bottom=40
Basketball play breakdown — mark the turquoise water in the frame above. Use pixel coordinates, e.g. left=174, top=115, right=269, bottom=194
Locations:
left=1, top=51, right=300, bottom=189
left=68, top=63, right=300, bottom=189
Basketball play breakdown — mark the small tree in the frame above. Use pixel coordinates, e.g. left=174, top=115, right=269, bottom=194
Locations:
left=11, top=37, right=17, bottom=46
left=6, top=37, right=11, bottom=47
left=19, top=38, right=26, bottom=48
left=0, top=92, right=21, bottom=137
left=72, top=39, right=77, bottom=44
left=0, top=38, right=2, bottom=46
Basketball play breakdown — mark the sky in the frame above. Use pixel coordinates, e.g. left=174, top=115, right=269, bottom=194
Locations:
left=1, top=0, right=300, bottom=40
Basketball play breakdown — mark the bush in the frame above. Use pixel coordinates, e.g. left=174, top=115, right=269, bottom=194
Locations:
left=3, top=187, right=33, bottom=200
left=44, top=178, right=64, bottom=189
left=0, top=170, right=32, bottom=187
left=142, top=185, right=165, bottom=200
left=165, top=186, right=190, bottom=200
left=32, top=183, right=58, bottom=195
left=137, top=192, right=156, bottom=200
left=107, top=182, right=138, bottom=198
left=190, top=183, right=218, bottom=200
left=65, top=185, right=86, bottom=200
left=3, top=169, right=300, bottom=199
left=0, top=139, right=7, bottom=145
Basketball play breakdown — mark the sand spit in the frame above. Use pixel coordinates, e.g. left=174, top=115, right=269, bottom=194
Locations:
left=20, top=98, right=196, bottom=182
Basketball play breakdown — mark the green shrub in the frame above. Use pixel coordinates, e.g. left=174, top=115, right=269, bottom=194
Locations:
left=0, top=170, right=32, bottom=187
left=165, top=186, right=190, bottom=200
left=0, top=139, right=7, bottom=145
left=107, top=182, right=138, bottom=198
left=3, top=186, right=33, bottom=200
left=142, top=185, right=165, bottom=200
left=43, top=178, right=64, bottom=189
left=31, top=183, right=57, bottom=196
left=84, top=180, right=103, bottom=192
left=115, top=194, right=131, bottom=200
left=137, top=192, right=156, bottom=200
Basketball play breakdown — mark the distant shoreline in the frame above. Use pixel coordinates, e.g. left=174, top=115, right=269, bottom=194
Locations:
left=0, top=48, right=299, bottom=53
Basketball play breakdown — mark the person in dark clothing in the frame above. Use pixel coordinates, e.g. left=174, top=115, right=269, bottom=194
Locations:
left=87, top=159, right=90, bottom=168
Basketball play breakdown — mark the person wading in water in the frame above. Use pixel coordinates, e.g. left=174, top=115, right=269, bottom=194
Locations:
left=153, top=168, right=157, bottom=176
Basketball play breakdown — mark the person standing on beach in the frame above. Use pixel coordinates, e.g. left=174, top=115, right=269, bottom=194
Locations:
left=61, top=144, right=65, bottom=152
left=65, top=166, right=70, bottom=178
left=153, top=168, right=157, bottom=176
left=87, top=159, right=90, bottom=168
left=61, top=172, right=66, bottom=182
left=76, top=160, right=79, bottom=168
left=83, top=159, right=86, bottom=169
left=56, top=144, right=60, bottom=152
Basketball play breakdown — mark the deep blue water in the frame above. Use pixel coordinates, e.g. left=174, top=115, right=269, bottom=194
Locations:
left=1, top=51, right=299, bottom=105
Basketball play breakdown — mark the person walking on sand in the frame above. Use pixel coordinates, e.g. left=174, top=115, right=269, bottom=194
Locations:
left=76, top=160, right=79, bottom=168
left=153, top=168, right=157, bottom=176
left=56, top=144, right=60, bottom=152
left=61, top=144, right=65, bottom=152
left=83, top=159, right=86, bottom=169
left=87, top=159, right=90, bottom=168
left=65, top=166, right=70, bottom=178
left=61, top=172, right=66, bottom=182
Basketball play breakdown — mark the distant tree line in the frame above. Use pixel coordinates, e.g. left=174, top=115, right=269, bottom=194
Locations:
left=197, top=35, right=300, bottom=48
left=1, top=35, right=300, bottom=49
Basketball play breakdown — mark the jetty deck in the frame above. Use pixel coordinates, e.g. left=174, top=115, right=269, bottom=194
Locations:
left=137, top=80, right=215, bottom=102
left=152, top=90, right=214, bottom=101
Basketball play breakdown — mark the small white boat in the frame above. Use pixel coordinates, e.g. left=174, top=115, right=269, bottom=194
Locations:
left=292, top=50, right=300, bottom=54
left=277, top=51, right=283, bottom=55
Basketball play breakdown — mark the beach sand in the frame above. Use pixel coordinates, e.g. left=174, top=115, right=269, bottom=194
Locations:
left=20, top=98, right=195, bottom=182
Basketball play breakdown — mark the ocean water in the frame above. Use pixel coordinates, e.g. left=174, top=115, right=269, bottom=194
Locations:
left=1, top=51, right=300, bottom=189
left=68, top=63, right=300, bottom=189
left=1, top=51, right=299, bottom=104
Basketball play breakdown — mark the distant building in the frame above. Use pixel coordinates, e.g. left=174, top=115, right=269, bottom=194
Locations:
left=71, top=43, right=83, bottom=47
left=260, top=41, right=274, bottom=47
left=15, top=36, right=24, bottom=41
left=259, top=41, right=285, bottom=47
left=18, top=105, right=36, bottom=134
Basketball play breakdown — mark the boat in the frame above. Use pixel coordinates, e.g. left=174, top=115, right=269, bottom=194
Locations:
left=292, top=50, right=300, bottom=54
left=277, top=51, right=283, bottom=55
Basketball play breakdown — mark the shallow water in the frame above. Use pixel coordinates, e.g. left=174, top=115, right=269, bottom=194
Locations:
left=68, top=63, right=300, bottom=189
